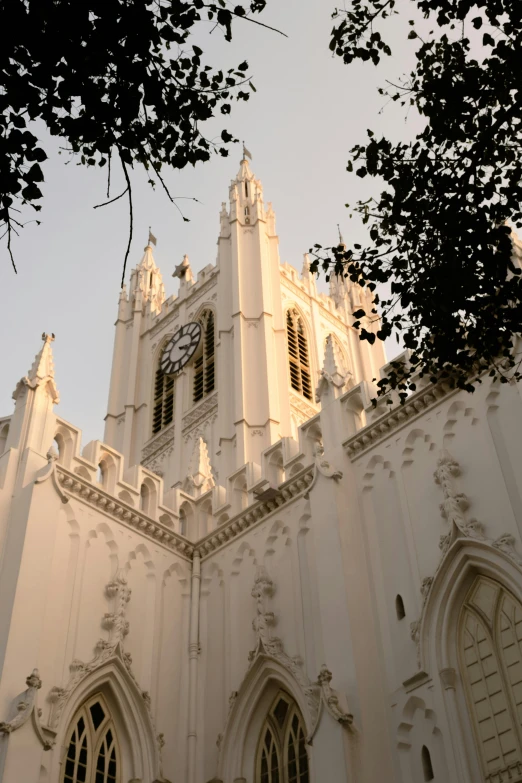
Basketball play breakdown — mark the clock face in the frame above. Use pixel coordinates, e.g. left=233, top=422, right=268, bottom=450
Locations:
left=160, top=322, right=202, bottom=375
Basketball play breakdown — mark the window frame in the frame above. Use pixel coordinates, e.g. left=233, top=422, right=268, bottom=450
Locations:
left=285, top=309, right=313, bottom=402
left=459, top=575, right=522, bottom=781
left=61, top=692, right=121, bottom=783
left=255, top=690, right=309, bottom=783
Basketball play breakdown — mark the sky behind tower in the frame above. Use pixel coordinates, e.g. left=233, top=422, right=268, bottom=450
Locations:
left=0, top=1, right=420, bottom=446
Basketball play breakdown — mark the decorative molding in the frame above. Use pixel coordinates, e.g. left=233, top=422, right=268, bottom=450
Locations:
left=344, top=381, right=454, bottom=460
left=183, top=414, right=217, bottom=446
left=197, top=466, right=314, bottom=560
left=0, top=669, right=55, bottom=750
left=434, top=450, right=484, bottom=550
left=215, top=566, right=352, bottom=764
left=47, top=573, right=134, bottom=730
left=420, top=577, right=433, bottom=605
left=142, top=424, right=175, bottom=461
left=492, top=533, right=522, bottom=566
left=313, top=444, right=343, bottom=481
left=251, top=429, right=264, bottom=437
left=182, top=393, right=218, bottom=435
left=45, top=573, right=169, bottom=779
left=290, top=391, right=318, bottom=422
left=148, top=310, right=180, bottom=340
left=407, top=449, right=522, bottom=672
left=35, top=449, right=69, bottom=504
left=56, top=468, right=193, bottom=560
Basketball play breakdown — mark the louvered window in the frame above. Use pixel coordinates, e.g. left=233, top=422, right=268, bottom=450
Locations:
left=152, top=348, right=175, bottom=435
left=256, top=692, right=309, bottom=783
left=193, top=310, right=216, bottom=404
left=286, top=310, right=312, bottom=401
left=62, top=694, right=120, bottom=783
left=460, top=576, right=522, bottom=782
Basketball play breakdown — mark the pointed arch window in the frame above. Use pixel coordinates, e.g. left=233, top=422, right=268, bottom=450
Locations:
left=459, top=576, right=522, bottom=781
left=193, top=309, right=216, bottom=404
left=62, top=693, right=120, bottom=783
left=286, top=310, right=312, bottom=401
left=256, top=691, right=309, bottom=783
left=152, top=343, right=175, bottom=435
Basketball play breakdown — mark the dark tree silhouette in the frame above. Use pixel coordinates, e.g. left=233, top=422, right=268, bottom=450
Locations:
left=0, top=0, right=273, bottom=280
left=311, top=0, right=522, bottom=398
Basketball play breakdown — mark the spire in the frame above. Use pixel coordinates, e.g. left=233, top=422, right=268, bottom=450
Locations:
left=184, top=437, right=215, bottom=497
left=130, top=238, right=165, bottom=314
left=13, top=333, right=59, bottom=404
left=315, top=335, right=351, bottom=403
left=230, top=149, right=265, bottom=225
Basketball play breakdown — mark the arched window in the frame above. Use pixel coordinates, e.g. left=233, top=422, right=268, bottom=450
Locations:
left=62, top=693, right=120, bottom=783
left=395, top=594, right=406, bottom=620
left=286, top=310, right=312, bottom=401
left=421, top=745, right=434, bottom=781
left=459, top=575, right=522, bottom=781
left=193, top=310, right=215, bottom=405
left=152, top=344, right=175, bottom=435
left=255, top=691, right=309, bottom=783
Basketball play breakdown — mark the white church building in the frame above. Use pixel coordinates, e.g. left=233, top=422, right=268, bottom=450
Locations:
left=1, top=156, right=522, bottom=783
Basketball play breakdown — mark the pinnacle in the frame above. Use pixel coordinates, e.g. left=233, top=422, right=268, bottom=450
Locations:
left=13, top=333, right=59, bottom=404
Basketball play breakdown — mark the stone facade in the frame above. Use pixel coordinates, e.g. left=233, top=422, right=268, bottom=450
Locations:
left=1, top=159, right=522, bottom=783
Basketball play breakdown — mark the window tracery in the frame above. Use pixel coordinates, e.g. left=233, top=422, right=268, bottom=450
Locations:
left=285, top=310, right=312, bottom=402
left=193, top=310, right=215, bottom=404
left=255, top=691, right=309, bottom=783
left=62, top=693, right=119, bottom=783
left=459, top=575, right=522, bottom=781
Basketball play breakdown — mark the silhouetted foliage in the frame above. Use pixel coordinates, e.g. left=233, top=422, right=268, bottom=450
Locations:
left=310, top=0, right=522, bottom=399
left=0, top=0, right=270, bottom=279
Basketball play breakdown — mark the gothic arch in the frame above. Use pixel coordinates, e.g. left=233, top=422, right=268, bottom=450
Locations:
left=50, top=657, right=160, bottom=783
left=418, top=540, right=522, bottom=783
left=285, top=306, right=314, bottom=402
left=216, top=657, right=313, bottom=783
left=419, top=539, right=522, bottom=674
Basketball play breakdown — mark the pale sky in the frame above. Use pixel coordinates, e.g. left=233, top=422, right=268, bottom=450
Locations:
left=1, top=1, right=420, bottom=447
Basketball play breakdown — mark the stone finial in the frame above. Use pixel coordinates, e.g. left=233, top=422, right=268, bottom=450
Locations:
left=315, top=335, right=351, bottom=403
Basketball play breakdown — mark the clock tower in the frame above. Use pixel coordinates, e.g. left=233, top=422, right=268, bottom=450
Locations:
left=103, top=154, right=384, bottom=507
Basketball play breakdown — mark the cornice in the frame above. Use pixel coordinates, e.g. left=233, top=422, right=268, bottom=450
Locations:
left=56, top=468, right=193, bottom=561
left=197, top=465, right=314, bottom=560
left=343, top=381, right=456, bottom=460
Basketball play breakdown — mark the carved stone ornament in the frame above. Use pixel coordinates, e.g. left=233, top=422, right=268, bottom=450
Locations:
left=242, top=568, right=353, bottom=741
left=43, top=572, right=169, bottom=780
left=0, top=669, right=55, bottom=750
left=303, top=444, right=342, bottom=500
left=433, top=450, right=484, bottom=547
left=35, top=448, right=69, bottom=504
left=407, top=448, right=522, bottom=672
